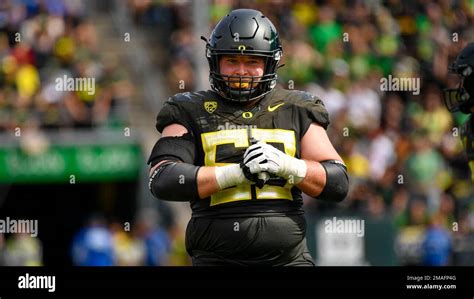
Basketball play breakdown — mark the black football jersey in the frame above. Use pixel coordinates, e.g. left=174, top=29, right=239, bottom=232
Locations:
left=154, top=87, right=330, bottom=218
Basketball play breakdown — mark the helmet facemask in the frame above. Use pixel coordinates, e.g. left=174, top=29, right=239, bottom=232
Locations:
left=206, top=47, right=281, bottom=103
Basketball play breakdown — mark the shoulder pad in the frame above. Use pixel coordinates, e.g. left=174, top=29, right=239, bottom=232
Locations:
left=284, top=89, right=330, bottom=130
left=155, top=91, right=211, bottom=133
left=286, top=90, right=324, bottom=105
left=169, top=91, right=209, bottom=104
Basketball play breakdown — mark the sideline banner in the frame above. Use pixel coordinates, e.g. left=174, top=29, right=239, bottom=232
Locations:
left=0, top=144, right=142, bottom=183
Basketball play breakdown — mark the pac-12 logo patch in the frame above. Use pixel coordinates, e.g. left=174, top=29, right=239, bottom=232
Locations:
left=204, top=101, right=218, bottom=113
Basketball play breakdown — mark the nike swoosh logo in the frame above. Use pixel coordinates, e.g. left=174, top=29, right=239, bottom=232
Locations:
left=268, top=103, right=285, bottom=112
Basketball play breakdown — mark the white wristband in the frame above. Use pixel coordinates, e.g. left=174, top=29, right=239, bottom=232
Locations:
left=283, top=157, right=307, bottom=184
left=215, top=164, right=248, bottom=190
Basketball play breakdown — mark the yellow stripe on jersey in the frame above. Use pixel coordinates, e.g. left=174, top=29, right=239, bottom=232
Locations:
left=211, top=184, right=252, bottom=206
left=255, top=184, right=292, bottom=201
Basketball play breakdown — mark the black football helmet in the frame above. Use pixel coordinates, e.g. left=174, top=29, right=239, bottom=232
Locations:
left=444, top=42, right=474, bottom=114
left=202, top=9, right=283, bottom=102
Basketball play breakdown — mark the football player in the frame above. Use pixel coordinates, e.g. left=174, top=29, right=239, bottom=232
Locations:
left=443, top=42, right=474, bottom=181
left=147, top=9, right=349, bottom=266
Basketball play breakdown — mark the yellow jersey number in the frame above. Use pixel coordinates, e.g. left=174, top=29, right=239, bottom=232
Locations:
left=201, top=128, right=296, bottom=206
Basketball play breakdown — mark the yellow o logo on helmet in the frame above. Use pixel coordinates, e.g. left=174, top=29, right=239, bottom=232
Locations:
left=238, top=45, right=246, bottom=51
left=242, top=111, right=253, bottom=118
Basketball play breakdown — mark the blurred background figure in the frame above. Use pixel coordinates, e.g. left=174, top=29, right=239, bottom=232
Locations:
left=2, top=233, right=42, bottom=266
left=422, top=214, right=452, bottom=266
left=71, top=213, right=114, bottom=266
left=133, top=209, right=171, bottom=267
left=110, top=220, right=146, bottom=266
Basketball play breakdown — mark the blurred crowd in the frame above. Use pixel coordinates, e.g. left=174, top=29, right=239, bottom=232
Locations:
left=0, top=210, right=187, bottom=266
left=70, top=210, right=189, bottom=266
left=0, top=0, right=132, bottom=132
left=129, top=0, right=474, bottom=266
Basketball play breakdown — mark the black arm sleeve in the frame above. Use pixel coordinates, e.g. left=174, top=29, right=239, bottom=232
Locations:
left=316, top=160, right=349, bottom=203
left=149, top=161, right=200, bottom=202
left=147, top=132, right=199, bottom=201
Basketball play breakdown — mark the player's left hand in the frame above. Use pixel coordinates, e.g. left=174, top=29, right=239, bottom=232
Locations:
left=242, top=142, right=307, bottom=184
